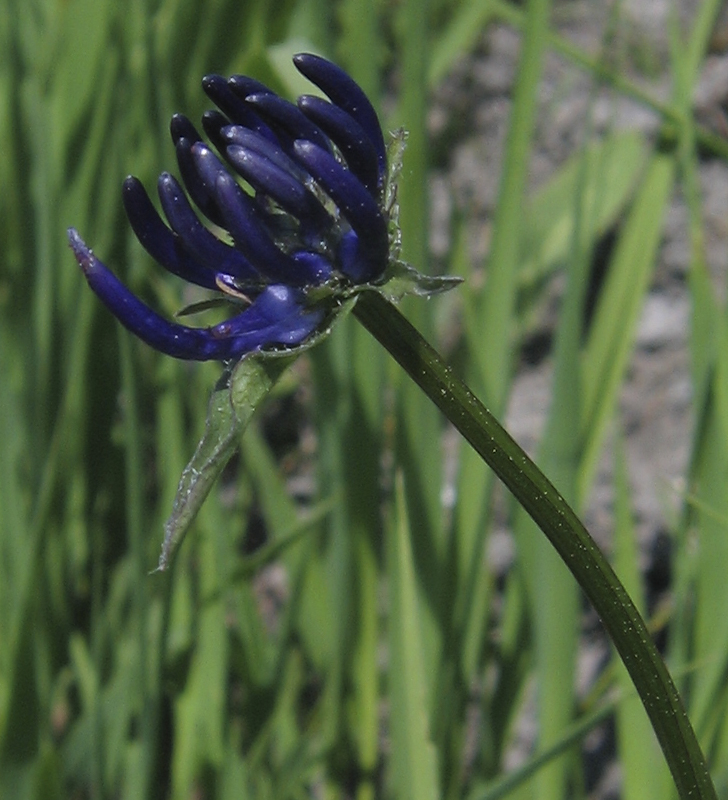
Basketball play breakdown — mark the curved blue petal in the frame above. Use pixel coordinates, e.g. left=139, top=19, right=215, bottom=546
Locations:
left=170, top=113, right=202, bottom=145
left=191, top=143, right=327, bottom=286
left=228, top=74, right=273, bottom=99
left=245, top=93, right=332, bottom=155
left=202, top=74, right=274, bottom=136
left=211, top=284, right=326, bottom=351
left=293, top=140, right=388, bottom=279
left=290, top=251, right=333, bottom=283
left=211, top=168, right=320, bottom=286
left=156, top=172, right=259, bottom=283
left=337, top=229, right=374, bottom=283
left=170, top=117, right=229, bottom=226
left=174, top=136, right=227, bottom=229
left=220, top=125, right=309, bottom=183
left=200, top=109, right=230, bottom=151
left=224, top=145, right=331, bottom=232
left=298, top=94, right=381, bottom=194
left=202, top=75, right=262, bottom=129
left=292, top=53, right=387, bottom=177
left=69, top=229, right=324, bottom=360
left=69, top=228, right=236, bottom=359
left=122, top=176, right=219, bottom=291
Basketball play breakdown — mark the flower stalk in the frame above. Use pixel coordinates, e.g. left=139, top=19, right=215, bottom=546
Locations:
left=353, top=288, right=717, bottom=800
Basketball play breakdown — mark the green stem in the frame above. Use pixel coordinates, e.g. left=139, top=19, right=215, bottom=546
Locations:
left=353, top=290, right=716, bottom=800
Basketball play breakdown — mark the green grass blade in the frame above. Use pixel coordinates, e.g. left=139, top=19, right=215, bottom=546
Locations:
left=428, top=0, right=496, bottom=87
left=580, top=153, right=677, bottom=500
left=473, top=0, right=552, bottom=411
left=170, top=506, right=231, bottom=798
left=684, top=310, right=728, bottom=745
left=468, top=702, right=614, bottom=800
left=519, top=132, right=648, bottom=303
left=388, top=473, right=441, bottom=800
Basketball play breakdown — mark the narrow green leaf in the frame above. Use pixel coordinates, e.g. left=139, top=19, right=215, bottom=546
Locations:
left=684, top=309, right=728, bottom=746
left=468, top=702, right=613, bottom=800
left=473, top=0, right=552, bottom=411
left=428, top=0, right=496, bottom=87
left=388, top=473, right=440, bottom=800
left=519, top=132, right=647, bottom=298
left=220, top=744, right=251, bottom=800
left=170, top=501, right=231, bottom=798
left=158, top=354, right=295, bottom=570
left=580, top=154, right=676, bottom=500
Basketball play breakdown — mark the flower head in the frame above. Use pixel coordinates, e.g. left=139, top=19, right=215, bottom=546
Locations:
left=69, top=54, right=392, bottom=361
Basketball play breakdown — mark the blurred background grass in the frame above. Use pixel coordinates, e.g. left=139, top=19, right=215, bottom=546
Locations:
left=2, top=0, right=728, bottom=798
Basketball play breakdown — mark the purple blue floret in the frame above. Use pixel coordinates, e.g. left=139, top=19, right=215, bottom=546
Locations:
left=68, top=53, right=390, bottom=361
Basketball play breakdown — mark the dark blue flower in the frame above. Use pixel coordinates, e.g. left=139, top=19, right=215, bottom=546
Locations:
left=68, top=53, right=390, bottom=361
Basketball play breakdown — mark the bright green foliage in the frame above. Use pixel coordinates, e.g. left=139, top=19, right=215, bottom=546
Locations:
left=2, top=0, right=728, bottom=798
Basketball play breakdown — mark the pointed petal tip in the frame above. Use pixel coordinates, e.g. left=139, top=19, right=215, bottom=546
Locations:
left=292, top=52, right=317, bottom=69
left=157, top=171, right=175, bottom=191
left=67, top=226, right=82, bottom=248
left=122, top=175, right=143, bottom=199
left=67, top=228, right=95, bottom=274
left=170, top=114, right=201, bottom=145
left=228, top=74, right=272, bottom=97
left=292, top=53, right=387, bottom=177
left=201, top=74, right=223, bottom=92
left=243, top=91, right=269, bottom=105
